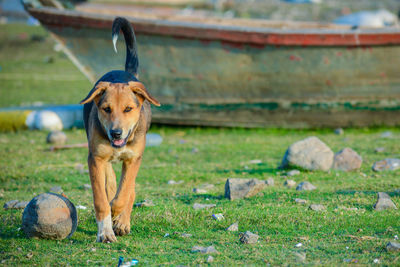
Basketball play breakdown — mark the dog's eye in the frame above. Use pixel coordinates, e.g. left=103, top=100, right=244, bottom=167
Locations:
left=103, top=107, right=111, bottom=113
left=124, top=107, right=132, bottom=113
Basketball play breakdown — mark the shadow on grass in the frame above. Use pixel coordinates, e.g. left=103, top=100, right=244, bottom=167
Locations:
left=175, top=193, right=225, bottom=205
left=337, top=189, right=399, bottom=197
left=216, top=165, right=277, bottom=175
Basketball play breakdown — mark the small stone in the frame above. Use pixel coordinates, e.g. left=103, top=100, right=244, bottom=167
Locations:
left=191, top=147, right=199, bottom=153
left=14, top=201, right=29, bottom=209
left=46, top=131, right=67, bottom=145
left=90, top=248, right=96, bottom=252
left=264, top=178, right=274, bottom=186
left=191, top=246, right=218, bottom=254
left=83, top=184, right=91, bottom=191
left=135, top=199, right=155, bottom=207
left=284, top=180, right=296, bottom=188
left=43, top=56, right=54, bottom=64
left=180, top=233, right=192, bottom=238
left=296, top=182, right=316, bottom=191
left=373, top=192, right=397, bottom=211
left=168, top=180, right=183, bottom=185
left=280, top=136, right=334, bottom=171
left=248, top=159, right=262, bottom=164
left=212, top=213, right=224, bottom=221
left=295, top=243, right=302, bottom=247
left=225, top=178, right=265, bottom=200
left=332, top=148, right=362, bottom=172
left=49, top=186, right=63, bottom=194
left=295, top=198, right=307, bottom=204
left=372, top=158, right=400, bottom=172
left=373, top=259, right=379, bottom=264
left=193, top=203, right=216, bottom=210
left=207, top=255, right=214, bottom=263
left=287, top=170, right=300, bottom=177
left=240, top=231, right=259, bottom=244
left=76, top=205, right=87, bottom=210
left=26, top=252, right=33, bottom=259
left=381, top=131, right=393, bottom=138
left=226, top=222, right=239, bottom=231
left=386, top=241, right=400, bottom=252
left=3, top=200, right=19, bottom=209
left=294, top=252, right=306, bottom=262
left=193, top=188, right=207, bottom=194
left=309, top=204, right=326, bottom=211
left=334, top=128, right=344, bottom=135
left=375, top=147, right=385, bottom=153
left=146, top=133, right=163, bottom=147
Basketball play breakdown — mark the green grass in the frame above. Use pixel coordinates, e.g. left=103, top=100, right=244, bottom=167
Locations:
left=0, top=127, right=399, bottom=265
left=0, top=23, right=399, bottom=266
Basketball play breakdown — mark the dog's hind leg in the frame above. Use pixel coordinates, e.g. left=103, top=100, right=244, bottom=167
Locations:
left=105, top=162, right=117, bottom=203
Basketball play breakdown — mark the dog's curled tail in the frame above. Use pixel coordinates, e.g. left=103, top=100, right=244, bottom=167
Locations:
left=112, top=17, right=139, bottom=77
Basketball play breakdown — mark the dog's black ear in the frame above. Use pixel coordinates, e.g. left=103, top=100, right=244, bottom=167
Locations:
left=80, top=82, right=110, bottom=105
left=128, top=81, right=160, bottom=106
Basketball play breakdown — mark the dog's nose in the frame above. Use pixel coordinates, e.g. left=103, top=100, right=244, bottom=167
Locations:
left=110, top=129, right=122, bottom=139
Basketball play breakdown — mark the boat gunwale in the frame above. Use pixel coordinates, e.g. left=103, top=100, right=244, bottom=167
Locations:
left=27, top=6, right=400, bottom=46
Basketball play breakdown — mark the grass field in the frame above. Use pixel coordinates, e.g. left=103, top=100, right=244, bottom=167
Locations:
left=0, top=24, right=399, bottom=266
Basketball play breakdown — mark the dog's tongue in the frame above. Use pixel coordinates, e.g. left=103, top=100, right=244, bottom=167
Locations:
left=113, top=139, right=124, bottom=146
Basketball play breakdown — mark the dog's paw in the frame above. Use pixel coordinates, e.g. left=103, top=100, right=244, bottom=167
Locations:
left=112, top=213, right=131, bottom=236
left=96, top=214, right=117, bottom=243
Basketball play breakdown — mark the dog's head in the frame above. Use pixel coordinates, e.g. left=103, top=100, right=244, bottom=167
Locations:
left=80, top=81, right=160, bottom=148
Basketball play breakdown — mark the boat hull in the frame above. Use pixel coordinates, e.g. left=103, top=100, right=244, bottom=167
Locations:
left=27, top=7, right=400, bottom=128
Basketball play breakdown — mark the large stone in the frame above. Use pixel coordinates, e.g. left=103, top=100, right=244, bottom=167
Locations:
left=372, top=158, right=400, bottom=172
left=373, top=192, right=397, bottom=211
left=4, top=200, right=28, bottom=210
left=296, top=182, right=317, bottom=191
left=386, top=242, right=400, bottom=252
left=46, top=131, right=67, bottom=145
left=239, top=231, right=259, bottom=244
left=225, top=178, right=265, bottom=200
left=22, top=193, right=77, bottom=240
left=280, top=137, right=334, bottom=171
left=332, top=148, right=362, bottom=172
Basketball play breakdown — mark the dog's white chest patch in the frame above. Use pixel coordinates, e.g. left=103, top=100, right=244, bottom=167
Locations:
left=110, top=147, right=136, bottom=162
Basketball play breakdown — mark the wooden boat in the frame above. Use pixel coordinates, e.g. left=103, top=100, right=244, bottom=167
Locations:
left=24, top=2, right=400, bottom=128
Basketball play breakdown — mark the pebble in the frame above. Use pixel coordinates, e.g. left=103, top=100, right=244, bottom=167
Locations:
left=193, top=203, right=216, bottom=210
left=264, top=178, right=274, bottom=186
left=372, top=158, right=400, bottom=172
left=375, top=147, right=385, bottom=153
left=146, top=133, right=163, bottom=147
left=76, top=205, right=87, bottom=210
left=135, top=199, right=155, bottom=207
left=191, top=147, right=199, bottom=154
left=248, top=159, right=262, bottom=165
left=207, top=255, right=214, bottom=263
left=284, top=180, right=296, bottom=188
left=287, top=170, right=300, bottom=177
left=226, top=222, right=239, bottom=232
left=295, top=243, right=303, bottom=248
left=191, top=246, right=218, bottom=254
left=193, top=188, right=207, bottom=194
left=373, top=192, right=397, bottom=211
left=46, top=131, right=67, bottom=145
left=386, top=241, right=400, bottom=252
left=296, top=182, right=316, bottom=191
left=239, top=231, right=259, bottom=244
left=193, top=183, right=214, bottom=194
left=334, top=128, right=344, bottom=135
left=49, top=186, right=63, bottom=194
left=168, top=180, right=184, bottom=185
left=294, top=198, right=307, bottom=204
left=212, top=213, right=224, bottom=221
left=309, top=204, right=326, bottom=211
left=180, top=233, right=192, bottom=238
left=280, top=136, right=334, bottom=171
left=332, top=148, right=362, bottom=172
left=3, top=200, right=28, bottom=210
left=83, top=184, right=91, bottom=191
left=225, top=178, right=265, bottom=200
left=381, top=131, right=393, bottom=138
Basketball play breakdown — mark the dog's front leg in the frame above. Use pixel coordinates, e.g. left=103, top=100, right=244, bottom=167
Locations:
left=88, top=155, right=117, bottom=243
left=111, top=151, right=143, bottom=236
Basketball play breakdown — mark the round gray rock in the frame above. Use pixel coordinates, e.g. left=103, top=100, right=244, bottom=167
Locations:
left=332, top=147, right=362, bottom=172
left=280, top=136, right=333, bottom=171
left=22, top=193, right=77, bottom=240
left=46, top=131, right=67, bottom=145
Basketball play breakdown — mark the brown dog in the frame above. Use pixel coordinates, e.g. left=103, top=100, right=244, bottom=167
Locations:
left=80, top=17, right=160, bottom=242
